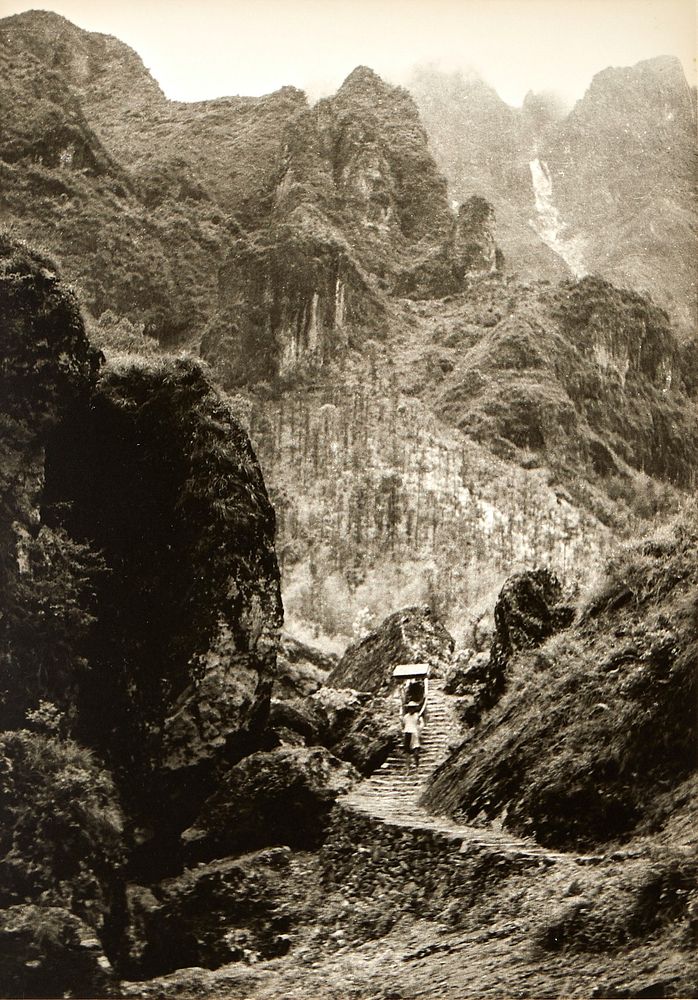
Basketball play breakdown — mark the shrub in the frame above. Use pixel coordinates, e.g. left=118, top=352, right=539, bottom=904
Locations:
left=0, top=726, right=126, bottom=930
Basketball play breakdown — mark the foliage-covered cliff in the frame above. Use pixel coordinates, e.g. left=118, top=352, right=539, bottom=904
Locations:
left=0, top=234, right=288, bottom=991
left=424, top=510, right=698, bottom=850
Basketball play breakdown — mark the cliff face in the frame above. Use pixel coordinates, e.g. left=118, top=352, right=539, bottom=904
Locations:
left=327, top=66, right=453, bottom=246
left=541, top=56, right=698, bottom=335
left=201, top=223, right=382, bottom=385
left=1, top=11, right=500, bottom=380
left=412, top=58, right=698, bottom=336
left=204, top=64, right=488, bottom=383
left=0, top=231, right=283, bottom=838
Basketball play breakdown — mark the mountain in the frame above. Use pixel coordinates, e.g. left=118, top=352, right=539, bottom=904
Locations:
left=202, top=64, right=503, bottom=386
left=1, top=13, right=697, bottom=998
left=409, top=66, right=570, bottom=284
left=1, top=10, right=696, bottom=648
left=540, top=56, right=698, bottom=335
left=0, top=12, right=219, bottom=343
left=411, top=58, right=698, bottom=337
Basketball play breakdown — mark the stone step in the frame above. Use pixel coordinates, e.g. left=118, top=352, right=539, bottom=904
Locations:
left=336, top=687, right=578, bottom=874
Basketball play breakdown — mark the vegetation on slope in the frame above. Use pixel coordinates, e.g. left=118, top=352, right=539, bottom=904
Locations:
left=0, top=13, right=230, bottom=344
left=0, top=233, right=287, bottom=988
left=431, top=275, right=698, bottom=488
left=424, top=508, right=698, bottom=850
left=242, top=267, right=695, bottom=644
left=0, top=234, right=102, bottom=729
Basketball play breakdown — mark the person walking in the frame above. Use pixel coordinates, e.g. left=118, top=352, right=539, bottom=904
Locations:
left=402, top=701, right=423, bottom=768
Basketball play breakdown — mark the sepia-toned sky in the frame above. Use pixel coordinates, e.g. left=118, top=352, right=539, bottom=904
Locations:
left=0, top=0, right=695, bottom=106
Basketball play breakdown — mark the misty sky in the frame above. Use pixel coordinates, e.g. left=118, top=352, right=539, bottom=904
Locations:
left=0, top=0, right=695, bottom=106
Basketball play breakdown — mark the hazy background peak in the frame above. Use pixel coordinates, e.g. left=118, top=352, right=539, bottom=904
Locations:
left=0, top=0, right=695, bottom=106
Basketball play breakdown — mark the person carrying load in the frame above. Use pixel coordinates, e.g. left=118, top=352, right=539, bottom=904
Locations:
left=393, top=664, right=430, bottom=769
left=402, top=702, right=423, bottom=767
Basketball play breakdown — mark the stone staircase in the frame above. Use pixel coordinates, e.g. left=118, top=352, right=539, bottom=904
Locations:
left=343, top=681, right=459, bottom=825
left=338, top=680, right=603, bottom=866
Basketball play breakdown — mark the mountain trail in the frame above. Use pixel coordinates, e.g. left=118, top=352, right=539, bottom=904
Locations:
left=339, top=678, right=604, bottom=867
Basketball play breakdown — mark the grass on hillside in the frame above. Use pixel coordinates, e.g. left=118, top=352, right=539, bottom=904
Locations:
left=424, top=507, right=697, bottom=852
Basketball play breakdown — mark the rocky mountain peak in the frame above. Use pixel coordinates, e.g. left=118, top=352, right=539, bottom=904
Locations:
left=332, top=64, right=424, bottom=130
left=2, top=7, right=165, bottom=105
left=574, top=53, right=694, bottom=123
left=3, top=8, right=74, bottom=33
left=336, top=65, right=394, bottom=97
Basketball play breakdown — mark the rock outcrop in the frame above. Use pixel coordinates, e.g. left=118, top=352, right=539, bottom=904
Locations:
left=42, top=354, right=283, bottom=833
left=396, top=194, right=501, bottom=298
left=488, top=568, right=574, bottom=673
left=122, top=850, right=294, bottom=978
left=0, top=236, right=101, bottom=728
left=182, top=746, right=356, bottom=860
left=0, top=235, right=286, bottom=983
left=328, top=605, right=454, bottom=693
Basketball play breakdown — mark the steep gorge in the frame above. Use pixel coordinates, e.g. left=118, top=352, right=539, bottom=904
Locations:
left=0, top=10, right=697, bottom=996
left=412, top=57, right=698, bottom=337
left=2, top=9, right=696, bottom=651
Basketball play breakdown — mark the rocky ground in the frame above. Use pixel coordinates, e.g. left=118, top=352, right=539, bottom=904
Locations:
left=121, top=802, right=696, bottom=999
left=121, top=639, right=696, bottom=999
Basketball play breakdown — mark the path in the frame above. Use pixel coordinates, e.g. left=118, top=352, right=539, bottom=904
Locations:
left=340, top=678, right=603, bottom=866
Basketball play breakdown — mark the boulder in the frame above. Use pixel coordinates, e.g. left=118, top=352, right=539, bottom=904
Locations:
left=443, top=570, right=574, bottom=726
left=266, top=686, right=397, bottom=774
left=490, top=568, right=574, bottom=674
left=274, top=632, right=334, bottom=700
left=181, top=746, right=356, bottom=860
left=267, top=697, right=324, bottom=746
left=121, top=850, right=294, bottom=978
left=0, top=905, right=117, bottom=999
left=311, top=687, right=398, bottom=775
left=328, top=605, right=454, bottom=693
left=42, top=355, right=283, bottom=832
